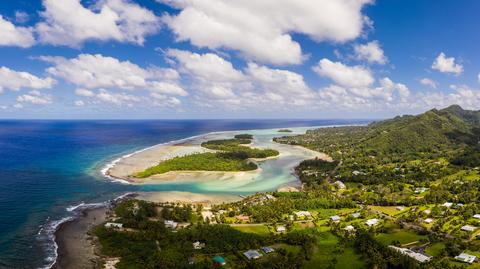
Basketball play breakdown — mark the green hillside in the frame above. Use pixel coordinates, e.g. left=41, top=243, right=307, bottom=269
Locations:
left=276, top=105, right=479, bottom=161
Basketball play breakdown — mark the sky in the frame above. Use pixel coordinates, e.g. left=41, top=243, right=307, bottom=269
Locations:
left=0, top=0, right=479, bottom=119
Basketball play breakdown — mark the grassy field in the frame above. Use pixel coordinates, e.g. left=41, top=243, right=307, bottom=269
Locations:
left=425, top=242, right=446, bottom=256
left=376, top=230, right=427, bottom=246
left=302, top=232, right=365, bottom=269
left=369, top=205, right=408, bottom=216
left=231, top=225, right=270, bottom=234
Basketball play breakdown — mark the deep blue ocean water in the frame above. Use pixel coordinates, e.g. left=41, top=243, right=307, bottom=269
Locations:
left=0, top=119, right=366, bottom=268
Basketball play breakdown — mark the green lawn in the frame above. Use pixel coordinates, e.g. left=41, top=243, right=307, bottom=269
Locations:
left=425, top=242, right=446, bottom=256
left=376, top=230, right=427, bottom=246
left=302, top=232, right=365, bottom=269
left=232, top=225, right=270, bottom=234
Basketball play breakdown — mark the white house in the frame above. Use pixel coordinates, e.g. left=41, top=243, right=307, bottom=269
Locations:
left=164, top=220, right=178, bottom=229
left=344, top=225, right=355, bottom=232
left=396, top=206, right=405, bottom=211
left=389, top=246, right=432, bottom=263
left=330, top=215, right=341, bottom=222
left=424, top=218, right=434, bottom=224
left=473, top=214, right=480, bottom=219
left=461, top=225, right=477, bottom=232
left=333, top=181, right=346, bottom=189
left=104, top=222, right=123, bottom=229
left=455, top=253, right=477, bottom=264
left=276, top=226, right=286, bottom=233
left=414, top=187, right=428, bottom=194
left=365, top=218, right=379, bottom=227
left=442, top=202, right=453, bottom=208
left=262, top=247, right=274, bottom=254
left=243, top=250, right=262, bottom=260
left=424, top=209, right=431, bottom=215
left=295, top=211, right=312, bottom=218
left=352, top=212, right=361, bottom=218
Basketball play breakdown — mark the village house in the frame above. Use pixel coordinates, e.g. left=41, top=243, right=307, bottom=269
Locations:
left=414, top=187, right=429, bottom=194
left=243, top=250, right=262, bottom=260
left=455, top=253, right=477, bottom=264
left=424, top=209, right=431, bottom=215
left=276, top=226, right=286, bottom=233
left=389, top=246, right=432, bottom=263
left=104, top=222, right=123, bottom=229
left=330, top=215, right=341, bottom=222
left=344, top=225, right=355, bottom=232
left=365, top=218, right=379, bottom=227
left=352, top=212, right=361, bottom=218
left=424, top=218, right=434, bottom=224
left=295, top=211, right=312, bottom=218
left=236, top=214, right=250, bottom=222
left=333, top=181, right=346, bottom=189
left=474, top=214, right=480, bottom=219
left=396, top=206, right=405, bottom=211
left=461, top=225, right=477, bottom=232
left=164, top=220, right=178, bottom=229
left=262, top=247, right=274, bottom=254
left=442, top=202, right=453, bottom=208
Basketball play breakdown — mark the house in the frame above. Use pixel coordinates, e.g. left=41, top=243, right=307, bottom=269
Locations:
left=442, top=202, right=453, bottom=208
left=344, top=225, right=355, bottom=232
left=243, top=250, right=263, bottom=260
left=188, top=257, right=196, bottom=265
left=396, top=206, right=405, bottom=211
left=365, top=218, right=379, bottom=227
left=330, top=215, right=341, bottom=222
left=389, top=246, right=432, bottom=263
left=424, top=209, right=431, bottom=215
left=262, top=247, right=274, bottom=254
left=455, top=253, right=477, bottom=264
left=352, top=170, right=365, bottom=176
left=352, top=212, right=361, bottom=218
left=414, top=187, right=428, bottom=194
left=333, top=181, right=346, bottom=189
left=276, top=226, right=286, bottom=233
left=236, top=215, right=250, bottom=221
left=193, top=241, right=205, bottom=250
left=295, top=211, right=312, bottom=218
left=213, top=256, right=226, bottom=266
left=164, top=220, right=178, bottom=229
left=474, top=214, right=480, bottom=219
left=461, top=225, right=477, bottom=232
left=104, top=222, right=123, bottom=229
left=424, top=218, right=434, bottom=224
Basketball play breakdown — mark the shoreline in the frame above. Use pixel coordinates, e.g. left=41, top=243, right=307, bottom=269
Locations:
left=102, top=125, right=335, bottom=184
left=51, top=124, right=338, bottom=268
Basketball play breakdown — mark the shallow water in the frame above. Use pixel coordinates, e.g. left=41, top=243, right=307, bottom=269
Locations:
left=0, top=119, right=366, bottom=268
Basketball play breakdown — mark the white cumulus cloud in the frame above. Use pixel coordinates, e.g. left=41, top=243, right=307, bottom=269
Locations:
left=160, top=0, right=373, bottom=65
left=0, top=15, right=35, bottom=47
left=432, top=52, right=463, bottom=75
left=419, top=78, right=437, bottom=89
left=0, top=66, right=55, bottom=92
left=42, top=54, right=186, bottom=96
left=17, top=90, right=53, bottom=105
left=36, top=0, right=160, bottom=47
left=313, top=59, right=374, bottom=88
left=353, top=40, right=387, bottom=64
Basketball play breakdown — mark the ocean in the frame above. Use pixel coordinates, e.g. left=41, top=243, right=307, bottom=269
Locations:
left=0, top=119, right=366, bottom=268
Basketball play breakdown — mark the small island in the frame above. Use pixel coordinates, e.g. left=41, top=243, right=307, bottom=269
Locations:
left=278, top=129, right=293, bottom=133
left=134, top=135, right=279, bottom=178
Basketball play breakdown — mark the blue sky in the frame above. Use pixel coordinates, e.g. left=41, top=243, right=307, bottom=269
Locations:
left=0, top=0, right=479, bottom=119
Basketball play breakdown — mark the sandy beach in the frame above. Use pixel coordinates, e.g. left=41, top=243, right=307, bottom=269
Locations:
left=105, top=130, right=329, bottom=186
left=137, top=191, right=242, bottom=205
